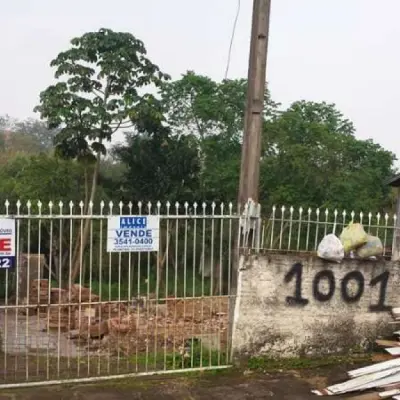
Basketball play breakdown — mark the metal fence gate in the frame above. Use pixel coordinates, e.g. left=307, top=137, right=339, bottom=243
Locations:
left=0, top=200, right=241, bottom=388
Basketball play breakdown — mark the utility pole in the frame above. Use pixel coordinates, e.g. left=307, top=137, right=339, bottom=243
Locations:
left=238, top=0, right=271, bottom=209
left=230, top=2, right=272, bottom=360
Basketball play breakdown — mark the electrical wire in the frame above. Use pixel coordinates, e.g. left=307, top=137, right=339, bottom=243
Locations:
left=224, top=0, right=241, bottom=80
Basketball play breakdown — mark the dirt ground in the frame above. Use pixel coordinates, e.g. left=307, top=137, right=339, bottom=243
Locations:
left=0, top=365, right=356, bottom=399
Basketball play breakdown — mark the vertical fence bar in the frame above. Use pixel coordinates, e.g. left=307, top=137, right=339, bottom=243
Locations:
left=182, top=202, right=188, bottom=369
left=127, top=201, right=134, bottom=373
left=296, top=207, right=303, bottom=251
left=97, top=201, right=104, bottom=376
left=46, top=202, right=53, bottom=380
left=107, top=201, right=113, bottom=375
left=87, top=201, right=94, bottom=376
left=24, top=201, right=32, bottom=382
left=200, top=203, right=206, bottom=368
left=163, top=201, right=170, bottom=371
left=218, top=203, right=224, bottom=366
left=145, top=202, right=151, bottom=372
left=190, top=203, right=197, bottom=369
left=288, top=207, right=294, bottom=251
left=57, top=202, right=64, bottom=378
left=35, top=201, right=42, bottom=379
left=3, top=201, right=10, bottom=383
left=67, top=202, right=73, bottom=371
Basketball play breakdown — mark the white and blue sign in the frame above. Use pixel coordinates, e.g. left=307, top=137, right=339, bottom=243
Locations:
left=107, top=215, right=160, bottom=253
left=0, top=218, right=16, bottom=269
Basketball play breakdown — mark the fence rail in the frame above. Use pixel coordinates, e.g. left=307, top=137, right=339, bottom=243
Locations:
left=0, top=200, right=241, bottom=387
left=260, top=206, right=395, bottom=255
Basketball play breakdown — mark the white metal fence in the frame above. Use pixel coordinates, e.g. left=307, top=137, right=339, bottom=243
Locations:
left=0, top=200, right=241, bottom=388
left=260, top=206, right=395, bottom=255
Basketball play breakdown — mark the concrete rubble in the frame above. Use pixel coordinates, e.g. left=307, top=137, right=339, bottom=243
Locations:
left=15, top=279, right=229, bottom=357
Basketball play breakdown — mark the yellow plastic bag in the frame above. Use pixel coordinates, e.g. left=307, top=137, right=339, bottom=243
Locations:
left=339, top=223, right=368, bottom=253
left=356, top=235, right=383, bottom=258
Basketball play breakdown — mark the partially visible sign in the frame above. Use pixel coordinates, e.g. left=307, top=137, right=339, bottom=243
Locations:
left=107, top=216, right=159, bottom=253
left=0, top=218, right=15, bottom=269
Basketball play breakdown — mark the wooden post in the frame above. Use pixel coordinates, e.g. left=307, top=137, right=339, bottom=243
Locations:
left=392, top=187, right=400, bottom=261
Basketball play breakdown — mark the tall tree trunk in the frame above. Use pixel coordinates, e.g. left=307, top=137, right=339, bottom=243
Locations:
left=69, top=157, right=100, bottom=284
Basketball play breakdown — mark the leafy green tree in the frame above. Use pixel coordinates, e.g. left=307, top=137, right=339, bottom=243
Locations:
left=261, top=100, right=396, bottom=212
left=160, top=71, right=277, bottom=202
left=113, top=130, right=200, bottom=204
left=161, top=70, right=276, bottom=140
left=34, top=28, right=169, bottom=282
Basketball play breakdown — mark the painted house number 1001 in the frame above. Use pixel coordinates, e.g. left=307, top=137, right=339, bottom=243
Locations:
left=284, top=262, right=391, bottom=312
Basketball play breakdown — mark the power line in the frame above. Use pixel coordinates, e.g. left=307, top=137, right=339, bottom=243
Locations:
left=224, top=0, right=241, bottom=80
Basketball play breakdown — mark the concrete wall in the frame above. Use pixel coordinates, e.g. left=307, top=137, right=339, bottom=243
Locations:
left=232, top=253, right=400, bottom=358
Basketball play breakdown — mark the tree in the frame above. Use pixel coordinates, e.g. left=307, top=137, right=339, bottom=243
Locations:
left=113, top=128, right=200, bottom=204
left=260, top=100, right=396, bottom=212
left=0, top=153, right=91, bottom=282
left=161, top=71, right=277, bottom=140
left=14, top=118, right=59, bottom=150
left=0, top=115, right=58, bottom=152
left=34, top=28, right=169, bottom=283
left=160, top=71, right=277, bottom=201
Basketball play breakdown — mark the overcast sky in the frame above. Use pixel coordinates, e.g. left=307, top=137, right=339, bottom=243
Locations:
left=0, top=0, right=399, bottom=159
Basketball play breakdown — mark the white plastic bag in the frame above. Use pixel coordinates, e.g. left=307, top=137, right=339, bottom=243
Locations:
left=317, top=234, right=345, bottom=262
left=357, top=235, right=383, bottom=258
left=339, top=223, right=368, bottom=253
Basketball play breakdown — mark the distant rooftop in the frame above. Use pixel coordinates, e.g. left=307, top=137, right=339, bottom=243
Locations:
left=388, top=173, right=400, bottom=187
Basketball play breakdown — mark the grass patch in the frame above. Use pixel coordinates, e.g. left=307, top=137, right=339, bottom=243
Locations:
left=246, top=353, right=372, bottom=372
